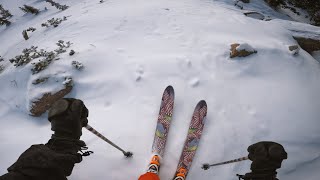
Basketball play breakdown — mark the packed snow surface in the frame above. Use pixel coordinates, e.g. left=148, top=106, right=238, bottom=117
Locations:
left=0, top=0, right=320, bottom=179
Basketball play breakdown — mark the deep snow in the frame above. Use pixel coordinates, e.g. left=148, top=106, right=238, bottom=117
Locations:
left=0, top=0, right=320, bottom=179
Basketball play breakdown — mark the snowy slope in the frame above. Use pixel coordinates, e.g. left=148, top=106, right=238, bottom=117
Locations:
left=0, top=0, right=320, bottom=179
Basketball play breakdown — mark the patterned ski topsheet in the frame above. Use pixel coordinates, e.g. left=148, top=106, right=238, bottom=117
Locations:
left=173, top=100, right=207, bottom=179
left=151, top=85, right=175, bottom=157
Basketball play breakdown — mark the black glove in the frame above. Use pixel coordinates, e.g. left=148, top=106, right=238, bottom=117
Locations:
left=48, top=98, right=88, bottom=140
left=239, top=141, right=287, bottom=180
left=248, top=141, right=287, bottom=172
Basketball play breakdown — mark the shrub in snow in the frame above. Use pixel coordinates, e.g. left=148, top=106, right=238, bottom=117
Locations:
left=10, top=40, right=72, bottom=73
left=71, top=61, right=84, bottom=70
left=22, top=27, right=36, bottom=40
left=46, top=0, right=69, bottom=11
left=0, top=4, right=12, bottom=26
left=286, top=0, right=320, bottom=25
left=230, top=43, right=257, bottom=58
left=55, top=40, right=72, bottom=54
left=0, top=55, right=4, bottom=62
left=32, top=77, right=49, bottom=85
left=69, top=50, right=75, bottom=56
left=63, top=76, right=73, bottom=87
left=265, top=0, right=320, bottom=26
left=31, top=52, right=56, bottom=74
left=313, top=10, right=320, bottom=26
left=41, top=16, right=67, bottom=28
left=0, top=65, right=4, bottom=73
left=9, top=46, right=41, bottom=67
left=19, top=5, right=40, bottom=15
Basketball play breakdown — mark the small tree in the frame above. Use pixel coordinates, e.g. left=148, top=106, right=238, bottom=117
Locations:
left=41, top=17, right=67, bottom=28
left=46, top=0, right=69, bottom=11
left=19, top=5, right=40, bottom=15
left=22, top=27, right=36, bottom=40
left=0, top=4, right=12, bottom=26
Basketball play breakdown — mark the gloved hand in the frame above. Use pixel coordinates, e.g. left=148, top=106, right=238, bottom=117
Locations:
left=248, top=141, right=287, bottom=172
left=48, top=98, right=89, bottom=140
left=238, top=141, right=287, bottom=180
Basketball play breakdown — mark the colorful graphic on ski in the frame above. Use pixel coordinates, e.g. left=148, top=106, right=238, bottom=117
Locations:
left=151, top=85, right=175, bottom=157
left=173, top=100, right=207, bottom=180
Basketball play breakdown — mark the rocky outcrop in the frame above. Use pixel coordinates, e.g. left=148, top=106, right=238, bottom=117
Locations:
left=230, top=43, right=257, bottom=58
left=293, top=37, right=320, bottom=54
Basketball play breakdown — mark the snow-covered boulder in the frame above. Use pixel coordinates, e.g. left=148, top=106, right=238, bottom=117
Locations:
left=230, top=43, right=257, bottom=58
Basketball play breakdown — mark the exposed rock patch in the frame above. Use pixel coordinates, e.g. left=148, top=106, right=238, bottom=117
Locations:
left=293, top=36, right=320, bottom=54
left=230, top=43, right=257, bottom=58
left=244, top=12, right=265, bottom=20
left=288, top=45, right=299, bottom=55
left=29, top=77, right=73, bottom=116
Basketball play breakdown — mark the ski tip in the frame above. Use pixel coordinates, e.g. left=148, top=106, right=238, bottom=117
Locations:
left=165, top=85, right=175, bottom=96
left=165, top=85, right=174, bottom=92
left=197, top=100, right=207, bottom=108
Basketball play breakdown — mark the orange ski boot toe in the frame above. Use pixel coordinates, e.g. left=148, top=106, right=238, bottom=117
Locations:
left=174, top=167, right=187, bottom=180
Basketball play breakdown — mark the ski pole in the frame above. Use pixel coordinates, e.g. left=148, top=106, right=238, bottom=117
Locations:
left=85, top=124, right=133, bottom=158
left=202, top=156, right=249, bottom=170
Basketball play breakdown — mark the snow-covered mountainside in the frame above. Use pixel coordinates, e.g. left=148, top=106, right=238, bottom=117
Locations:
left=0, top=0, right=319, bottom=179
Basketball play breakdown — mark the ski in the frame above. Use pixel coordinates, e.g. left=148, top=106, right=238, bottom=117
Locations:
left=173, top=100, right=207, bottom=180
left=151, top=85, right=175, bottom=157
left=143, top=85, right=175, bottom=175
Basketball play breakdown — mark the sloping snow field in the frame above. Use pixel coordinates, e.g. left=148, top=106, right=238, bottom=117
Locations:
left=0, top=0, right=319, bottom=179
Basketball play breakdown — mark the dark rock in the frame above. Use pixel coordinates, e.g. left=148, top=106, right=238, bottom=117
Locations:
left=288, top=45, right=299, bottom=55
left=293, top=37, right=320, bottom=53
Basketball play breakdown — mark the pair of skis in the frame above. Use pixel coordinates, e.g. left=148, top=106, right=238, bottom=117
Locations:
left=147, top=85, right=207, bottom=180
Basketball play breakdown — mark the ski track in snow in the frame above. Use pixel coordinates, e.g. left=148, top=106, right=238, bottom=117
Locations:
left=0, top=0, right=320, bottom=179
